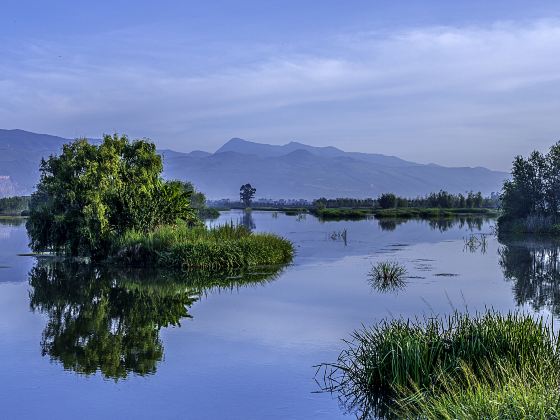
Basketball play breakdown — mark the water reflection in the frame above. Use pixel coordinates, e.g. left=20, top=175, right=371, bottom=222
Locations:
left=240, top=210, right=256, bottom=230
left=376, top=216, right=486, bottom=233
left=499, top=235, right=560, bottom=316
left=29, top=260, right=284, bottom=379
left=0, top=218, right=26, bottom=227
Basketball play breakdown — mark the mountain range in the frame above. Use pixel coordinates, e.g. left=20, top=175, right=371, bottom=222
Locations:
left=0, top=129, right=507, bottom=199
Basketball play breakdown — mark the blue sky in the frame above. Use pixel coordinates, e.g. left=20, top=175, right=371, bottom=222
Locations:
left=1, top=1, right=560, bottom=170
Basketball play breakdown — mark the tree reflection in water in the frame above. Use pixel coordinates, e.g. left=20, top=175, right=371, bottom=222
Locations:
left=376, top=216, right=486, bottom=233
left=29, top=260, right=284, bottom=379
left=499, top=235, right=560, bottom=316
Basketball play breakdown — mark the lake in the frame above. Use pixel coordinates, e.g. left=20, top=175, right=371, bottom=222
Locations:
left=0, top=211, right=557, bottom=419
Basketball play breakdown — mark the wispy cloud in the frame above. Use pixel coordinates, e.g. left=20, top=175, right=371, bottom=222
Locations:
left=1, top=19, right=560, bottom=168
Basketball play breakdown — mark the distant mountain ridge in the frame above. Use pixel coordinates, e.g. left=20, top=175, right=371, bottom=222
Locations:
left=0, top=129, right=507, bottom=199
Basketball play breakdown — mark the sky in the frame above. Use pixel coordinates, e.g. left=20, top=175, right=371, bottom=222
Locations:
left=1, top=1, right=560, bottom=170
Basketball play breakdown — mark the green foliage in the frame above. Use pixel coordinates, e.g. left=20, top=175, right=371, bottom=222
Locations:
left=377, top=193, right=397, bottom=209
left=26, top=134, right=198, bottom=258
left=239, top=183, right=256, bottom=208
left=111, top=222, right=294, bottom=270
left=313, top=197, right=375, bottom=209
left=500, top=141, right=560, bottom=233
left=311, top=208, right=371, bottom=220
left=184, top=182, right=220, bottom=219
left=398, top=363, right=560, bottom=419
left=0, top=196, right=30, bottom=215
left=318, top=310, right=560, bottom=419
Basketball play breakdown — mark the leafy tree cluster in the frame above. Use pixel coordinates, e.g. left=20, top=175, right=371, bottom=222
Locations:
left=377, top=190, right=490, bottom=209
left=26, top=134, right=199, bottom=258
left=313, top=197, right=375, bottom=209
left=501, top=142, right=560, bottom=221
left=0, top=195, right=30, bottom=215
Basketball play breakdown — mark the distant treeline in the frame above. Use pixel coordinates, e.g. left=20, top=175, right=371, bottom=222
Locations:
left=0, top=195, right=30, bottom=215
left=314, top=191, right=499, bottom=210
left=210, top=191, right=499, bottom=211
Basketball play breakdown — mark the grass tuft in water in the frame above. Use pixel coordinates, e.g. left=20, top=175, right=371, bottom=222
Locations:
left=369, top=261, right=407, bottom=292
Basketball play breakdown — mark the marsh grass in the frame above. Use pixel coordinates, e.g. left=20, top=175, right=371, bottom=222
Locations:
left=317, top=310, right=560, bottom=419
left=111, top=222, right=294, bottom=270
left=369, top=261, right=407, bottom=292
left=397, top=361, right=560, bottom=419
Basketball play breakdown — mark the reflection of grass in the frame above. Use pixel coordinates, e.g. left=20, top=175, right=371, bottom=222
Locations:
left=369, top=261, right=407, bottom=292
left=329, top=229, right=347, bottom=244
left=464, top=233, right=488, bottom=253
left=317, top=310, right=560, bottom=419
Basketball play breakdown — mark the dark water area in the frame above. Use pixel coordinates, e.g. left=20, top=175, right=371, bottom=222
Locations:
left=0, top=211, right=557, bottom=419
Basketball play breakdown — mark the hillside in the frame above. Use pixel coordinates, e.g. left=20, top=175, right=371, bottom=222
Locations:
left=0, top=129, right=507, bottom=199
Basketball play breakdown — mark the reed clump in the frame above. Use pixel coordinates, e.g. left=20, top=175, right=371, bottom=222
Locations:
left=318, top=310, right=560, bottom=418
left=369, top=261, right=407, bottom=292
left=111, top=222, right=294, bottom=270
left=397, top=362, right=560, bottom=419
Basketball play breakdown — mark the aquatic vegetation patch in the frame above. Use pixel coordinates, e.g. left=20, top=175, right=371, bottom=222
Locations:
left=111, top=222, right=294, bottom=270
left=369, top=261, right=407, bottom=292
left=317, top=310, right=560, bottom=418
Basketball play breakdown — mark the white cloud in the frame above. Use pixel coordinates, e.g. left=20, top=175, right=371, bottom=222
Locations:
left=1, top=19, right=560, bottom=169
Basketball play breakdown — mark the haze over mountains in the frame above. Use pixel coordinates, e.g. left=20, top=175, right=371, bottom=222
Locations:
left=0, top=129, right=507, bottom=199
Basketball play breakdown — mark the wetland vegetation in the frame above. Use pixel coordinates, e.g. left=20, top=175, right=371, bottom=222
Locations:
left=318, top=310, right=560, bottom=419
left=24, top=134, right=293, bottom=269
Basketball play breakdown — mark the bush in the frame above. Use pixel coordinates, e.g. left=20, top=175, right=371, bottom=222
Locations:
left=26, top=134, right=198, bottom=258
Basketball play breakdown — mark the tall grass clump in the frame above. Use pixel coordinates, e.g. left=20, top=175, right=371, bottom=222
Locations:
left=112, top=221, right=294, bottom=270
left=397, top=362, right=560, bottom=419
left=369, top=261, right=407, bottom=292
left=318, top=310, right=560, bottom=418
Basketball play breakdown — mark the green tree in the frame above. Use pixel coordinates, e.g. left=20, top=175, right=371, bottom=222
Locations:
left=26, top=134, right=198, bottom=258
left=377, top=193, right=397, bottom=209
left=240, top=183, right=256, bottom=208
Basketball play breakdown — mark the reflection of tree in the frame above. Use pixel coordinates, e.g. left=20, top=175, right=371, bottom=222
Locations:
left=376, top=218, right=407, bottom=232
left=0, top=218, right=26, bottom=227
left=427, top=217, right=483, bottom=232
left=29, top=261, right=284, bottom=379
left=499, top=235, right=560, bottom=316
left=377, top=216, right=486, bottom=233
left=240, top=210, right=256, bottom=230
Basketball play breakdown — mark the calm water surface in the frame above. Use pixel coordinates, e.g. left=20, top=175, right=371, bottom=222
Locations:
left=0, top=211, right=557, bottom=419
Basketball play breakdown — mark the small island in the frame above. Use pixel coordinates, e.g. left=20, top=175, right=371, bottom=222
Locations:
left=25, top=134, right=294, bottom=269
